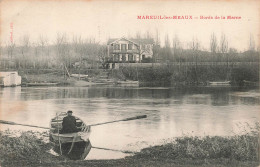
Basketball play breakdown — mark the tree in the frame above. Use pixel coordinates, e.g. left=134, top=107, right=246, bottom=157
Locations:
left=220, top=33, right=229, bottom=68
left=98, top=45, right=107, bottom=68
left=6, top=41, right=15, bottom=60
left=220, top=33, right=230, bottom=80
left=135, top=31, right=141, bottom=39
left=248, top=34, right=255, bottom=51
left=210, top=33, right=218, bottom=54
left=152, top=28, right=160, bottom=63
left=146, top=30, right=151, bottom=39
left=189, top=37, right=200, bottom=83
left=228, top=48, right=238, bottom=63
left=164, top=33, right=170, bottom=48
left=155, top=28, right=160, bottom=46
left=172, top=35, right=182, bottom=62
left=220, top=33, right=228, bottom=57
left=55, top=33, right=71, bottom=78
left=161, top=33, right=172, bottom=62
left=172, top=35, right=183, bottom=73
left=19, top=35, right=30, bottom=68
left=38, top=35, right=49, bottom=68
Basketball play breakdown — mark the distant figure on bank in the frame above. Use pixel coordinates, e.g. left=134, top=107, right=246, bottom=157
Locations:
left=60, top=110, right=78, bottom=134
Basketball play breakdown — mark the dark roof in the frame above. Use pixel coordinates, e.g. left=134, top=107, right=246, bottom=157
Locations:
left=130, top=38, right=154, bottom=44
left=107, top=37, right=154, bottom=45
left=107, top=38, right=118, bottom=44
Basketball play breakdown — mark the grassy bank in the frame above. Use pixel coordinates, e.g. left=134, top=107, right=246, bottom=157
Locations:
left=0, top=125, right=259, bottom=167
left=17, top=69, right=103, bottom=85
left=116, top=64, right=259, bottom=86
left=0, top=130, right=64, bottom=167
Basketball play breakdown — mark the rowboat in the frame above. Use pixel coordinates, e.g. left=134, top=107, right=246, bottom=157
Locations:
left=209, top=81, right=231, bottom=86
left=0, top=114, right=147, bottom=160
left=116, top=80, right=139, bottom=85
left=49, top=112, right=92, bottom=160
left=26, top=83, right=58, bottom=87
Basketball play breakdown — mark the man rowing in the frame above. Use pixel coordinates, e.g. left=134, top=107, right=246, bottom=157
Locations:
left=60, top=110, right=79, bottom=134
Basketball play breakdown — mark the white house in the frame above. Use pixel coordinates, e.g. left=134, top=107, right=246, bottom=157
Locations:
left=107, top=37, right=154, bottom=64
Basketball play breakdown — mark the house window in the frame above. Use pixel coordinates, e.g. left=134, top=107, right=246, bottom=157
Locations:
left=128, top=44, right=132, bottom=50
left=128, top=54, right=133, bottom=61
left=121, top=44, right=126, bottom=51
left=110, top=54, right=114, bottom=61
left=114, top=54, right=119, bottom=61
left=122, top=54, right=126, bottom=62
left=114, top=44, right=120, bottom=50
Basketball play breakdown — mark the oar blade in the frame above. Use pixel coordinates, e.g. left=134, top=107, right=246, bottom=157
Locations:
left=0, top=120, right=15, bottom=125
left=90, top=115, right=147, bottom=126
left=0, top=120, right=50, bottom=129
left=124, top=115, right=147, bottom=121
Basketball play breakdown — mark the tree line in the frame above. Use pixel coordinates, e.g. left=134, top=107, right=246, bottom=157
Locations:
left=2, top=34, right=107, bottom=73
left=1, top=33, right=259, bottom=72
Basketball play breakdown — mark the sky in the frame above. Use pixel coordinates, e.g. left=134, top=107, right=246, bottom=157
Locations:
left=0, top=0, right=259, bottom=51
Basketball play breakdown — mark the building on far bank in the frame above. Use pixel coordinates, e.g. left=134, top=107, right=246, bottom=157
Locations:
left=0, top=71, right=21, bottom=87
left=107, top=37, right=154, bottom=68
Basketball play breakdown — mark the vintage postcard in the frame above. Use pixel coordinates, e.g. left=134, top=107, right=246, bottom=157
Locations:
left=0, top=0, right=259, bottom=166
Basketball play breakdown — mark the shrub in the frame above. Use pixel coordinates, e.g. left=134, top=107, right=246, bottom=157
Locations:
left=0, top=130, right=58, bottom=166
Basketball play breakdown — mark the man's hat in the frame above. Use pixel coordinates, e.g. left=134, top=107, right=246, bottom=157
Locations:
left=67, top=110, right=73, bottom=113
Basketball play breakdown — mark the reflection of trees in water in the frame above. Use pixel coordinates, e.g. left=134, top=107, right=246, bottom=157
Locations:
left=1, top=86, right=259, bottom=141
left=186, top=94, right=211, bottom=105
left=5, top=87, right=259, bottom=108
left=1, top=87, right=21, bottom=101
left=239, top=97, right=260, bottom=105
left=211, top=92, right=230, bottom=106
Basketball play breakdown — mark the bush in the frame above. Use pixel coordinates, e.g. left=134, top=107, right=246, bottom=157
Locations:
left=134, top=122, right=260, bottom=161
left=0, top=130, right=59, bottom=166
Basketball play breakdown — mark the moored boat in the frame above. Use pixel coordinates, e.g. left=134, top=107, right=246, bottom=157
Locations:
left=116, top=80, right=139, bottom=85
left=49, top=112, right=91, bottom=160
left=209, top=81, right=231, bottom=86
left=26, top=82, right=58, bottom=86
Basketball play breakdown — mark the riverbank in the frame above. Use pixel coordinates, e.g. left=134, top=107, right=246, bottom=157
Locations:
left=16, top=70, right=259, bottom=88
left=117, top=65, right=259, bottom=86
left=0, top=129, right=259, bottom=167
left=0, top=66, right=258, bottom=87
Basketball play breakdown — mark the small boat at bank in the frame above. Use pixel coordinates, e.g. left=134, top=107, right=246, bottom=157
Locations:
left=26, top=82, right=58, bottom=87
left=209, top=81, right=231, bottom=86
left=116, top=80, right=139, bottom=85
left=49, top=112, right=91, bottom=160
left=243, top=80, right=259, bottom=87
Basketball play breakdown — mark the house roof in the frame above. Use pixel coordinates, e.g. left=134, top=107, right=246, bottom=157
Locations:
left=107, top=37, right=154, bottom=45
left=130, top=38, right=154, bottom=44
left=107, top=38, right=118, bottom=44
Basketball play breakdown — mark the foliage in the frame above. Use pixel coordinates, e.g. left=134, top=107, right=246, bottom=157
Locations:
left=135, top=122, right=260, bottom=162
left=0, top=130, right=59, bottom=166
left=118, top=63, right=259, bottom=84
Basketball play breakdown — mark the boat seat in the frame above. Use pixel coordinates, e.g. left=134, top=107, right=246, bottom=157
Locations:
left=51, top=122, right=83, bottom=131
left=51, top=118, right=81, bottom=122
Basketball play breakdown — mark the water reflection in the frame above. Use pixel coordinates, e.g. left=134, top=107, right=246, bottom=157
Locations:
left=0, top=86, right=259, bottom=159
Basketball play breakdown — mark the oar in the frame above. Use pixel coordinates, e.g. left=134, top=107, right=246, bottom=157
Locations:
left=0, top=115, right=147, bottom=129
left=89, top=115, right=147, bottom=127
left=0, top=120, right=51, bottom=130
left=92, top=146, right=136, bottom=154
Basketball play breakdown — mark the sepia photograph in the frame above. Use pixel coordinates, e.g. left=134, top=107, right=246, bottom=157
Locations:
left=0, top=0, right=259, bottom=166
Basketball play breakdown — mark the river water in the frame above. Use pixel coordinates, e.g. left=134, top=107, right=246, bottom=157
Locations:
left=0, top=85, right=259, bottom=159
